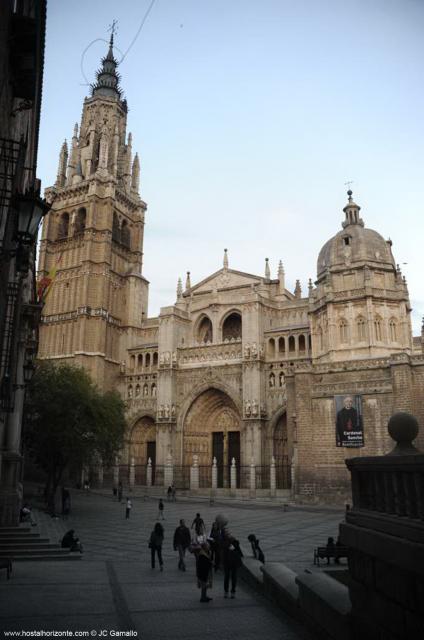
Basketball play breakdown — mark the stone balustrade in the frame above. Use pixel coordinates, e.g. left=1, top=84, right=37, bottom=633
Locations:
left=179, top=340, right=242, bottom=366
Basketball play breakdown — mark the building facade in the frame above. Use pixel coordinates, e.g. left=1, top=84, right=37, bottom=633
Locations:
left=0, top=0, right=47, bottom=524
left=37, top=41, right=424, bottom=502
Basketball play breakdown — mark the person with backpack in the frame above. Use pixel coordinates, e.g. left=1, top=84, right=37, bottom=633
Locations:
left=149, top=522, right=164, bottom=571
left=222, top=537, right=243, bottom=599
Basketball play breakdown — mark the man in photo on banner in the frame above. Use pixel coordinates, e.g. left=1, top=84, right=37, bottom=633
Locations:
left=336, top=395, right=362, bottom=447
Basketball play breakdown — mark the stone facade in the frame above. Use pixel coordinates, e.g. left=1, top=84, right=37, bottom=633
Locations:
left=37, top=40, right=424, bottom=501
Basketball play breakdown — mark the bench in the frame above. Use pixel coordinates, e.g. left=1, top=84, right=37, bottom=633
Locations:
left=0, top=558, right=12, bottom=580
left=313, top=546, right=349, bottom=567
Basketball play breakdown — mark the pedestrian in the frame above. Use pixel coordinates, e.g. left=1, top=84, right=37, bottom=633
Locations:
left=223, top=537, right=243, bottom=599
left=149, top=522, right=164, bottom=571
left=20, top=504, right=37, bottom=527
left=61, top=487, right=70, bottom=515
left=167, top=485, right=172, bottom=501
left=117, top=481, right=123, bottom=503
left=83, top=479, right=90, bottom=492
left=196, top=541, right=213, bottom=603
left=113, top=486, right=117, bottom=498
left=208, top=521, right=221, bottom=571
left=157, top=498, right=165, bottom=520
left=173, top=519, right=191, bottom=571
left=191, top=513, right=205, bottom=538
left=125, top=497, right=132, bottom=519
left=171, top=484, right=176, bottom=502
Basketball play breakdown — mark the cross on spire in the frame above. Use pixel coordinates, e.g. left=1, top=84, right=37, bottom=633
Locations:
left=108, top=19, right=118, bottom=45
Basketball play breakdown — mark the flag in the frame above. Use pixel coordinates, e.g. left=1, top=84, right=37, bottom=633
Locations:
left=37, top=253, right=63, bottom=302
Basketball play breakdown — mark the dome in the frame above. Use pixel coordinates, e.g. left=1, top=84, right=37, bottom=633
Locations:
left=317, top=192, right=395, bottom=278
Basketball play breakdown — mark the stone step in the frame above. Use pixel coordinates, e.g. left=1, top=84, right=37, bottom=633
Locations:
left=0, top=533, right=43, bottom=540
left=0, top=547, right=66, bottom=557
left=0, top=527, right=32, bottom=534
left=0, top=543, right=61, bottom=551
left=0, top=537, right=50, bottom=544
left=12, top=553, right=82, bottom=562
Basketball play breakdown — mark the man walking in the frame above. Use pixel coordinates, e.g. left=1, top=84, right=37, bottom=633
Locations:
left=173, top=519, right=191, bottom=571
left=125, top=497, right=132, bottom=519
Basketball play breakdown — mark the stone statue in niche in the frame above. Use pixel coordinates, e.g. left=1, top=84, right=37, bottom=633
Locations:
left=164, top=351, right=170, bottom=365
left=244, top=344, right=250, bottom=358
left=164, top=404, right=170, bottom=419
left=245, top=400, right=251, bottom=417
left=269, top=373, right=275, bottom=388
left=158, top=405, right=163, bottom=419
left=159, top=353, right=164, bottom=365
left=252, top=399, right=258, bottom=417
left=171, top=404, right=176, bottom=418
left=172, top=351, right=177, bottom=364
left=251, top=342, right=258, bottom=358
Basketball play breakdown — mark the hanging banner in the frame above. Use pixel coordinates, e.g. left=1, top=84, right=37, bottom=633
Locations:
left=335, top=395, right=364, bottom=448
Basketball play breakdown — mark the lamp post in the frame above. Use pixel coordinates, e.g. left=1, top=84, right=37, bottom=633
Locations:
left=13, top=189, right=50, bottom=272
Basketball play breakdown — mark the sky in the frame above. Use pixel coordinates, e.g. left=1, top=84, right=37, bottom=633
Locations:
left=38, top=0, right=424, bottom=333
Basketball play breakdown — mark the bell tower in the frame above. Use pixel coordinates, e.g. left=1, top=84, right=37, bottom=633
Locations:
left=38, top=34, right=149, bottom=390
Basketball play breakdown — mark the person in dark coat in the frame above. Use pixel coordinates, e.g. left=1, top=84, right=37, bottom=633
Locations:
left=208, top=521, right=222, bottom=571
left=149, top=522, right=164, bottom=571
left=191, top=513, right=205, bottom=537
left=196, top=541, right=213, bottom=602
left=173, top=519, right=191, bottom=571
left=222, top=537, right=243, bottom=598
left=61, top=529, right=83, bottom=553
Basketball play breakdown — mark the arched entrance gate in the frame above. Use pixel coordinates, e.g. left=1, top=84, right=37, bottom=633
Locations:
left=129, top=416, right=156, bottom=485
left=183, top=388, right=241, bottom=488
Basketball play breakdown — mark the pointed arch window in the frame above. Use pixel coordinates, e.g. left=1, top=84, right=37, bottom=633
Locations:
left=57, top=212, right=69, bottom=239
left=222, top=312, right=242, bottom=341
left=267, top=338, right=275, bottom=358
left=112, top=212, right=120, bottom=242
left=121, top=220, right=131, bottom=248
left=138, top=354, right=143, bottom=369
left=74, top=207, right=86, bottom=234
left=389, top=318, right=397, bottom=342
left=278, top=337, right=285, bottom=354
left=357, top=316, right=366, bottom=341
left=374, top=316, right=382, bottom=341
left=339, top=319, right=349, bottom=344
left=197, top=316, right=213, bottom=343
left=143, top=383, right=149, bottom=397
left=288, top=335, right=295, bottom=352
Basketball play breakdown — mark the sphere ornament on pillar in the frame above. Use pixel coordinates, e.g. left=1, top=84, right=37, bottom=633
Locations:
left=387, top=412, right=421, bottom=456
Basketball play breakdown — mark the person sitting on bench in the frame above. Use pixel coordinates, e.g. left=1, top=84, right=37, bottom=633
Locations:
left=61, top=529, right=83, bottom=553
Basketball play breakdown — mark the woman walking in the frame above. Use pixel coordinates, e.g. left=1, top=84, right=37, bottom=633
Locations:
left=149, top=522, right=164, bottom=571
left=196, top=541, right=213, bottom=603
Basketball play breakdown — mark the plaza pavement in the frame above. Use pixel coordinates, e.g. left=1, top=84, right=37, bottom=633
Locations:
left=0, top=491, right=345, bottom=638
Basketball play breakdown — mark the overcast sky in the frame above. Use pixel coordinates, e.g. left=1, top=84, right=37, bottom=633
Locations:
left=38, top=0, right=424, bottom=333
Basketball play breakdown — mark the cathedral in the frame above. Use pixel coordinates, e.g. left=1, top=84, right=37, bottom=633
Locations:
left=37, top=37, right=424, bottom=502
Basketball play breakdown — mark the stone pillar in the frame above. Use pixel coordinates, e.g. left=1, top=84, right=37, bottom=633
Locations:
left=249, top=457, right=256, bottom=496
left=190, top=454, right=199, bottom=491
left=146, top=458, right=152, bottom=487
left=164, top=452, right=173, bottom=488
left=97, top=462, right=104, bottom=488
left=129, top=457, right=135, bottom=490
left=230, top=458, right=237, bottom=496
left=113, top=456, right=120, bottom=489
left=270, top=456, right=276, bottom=497
left=212, top=457, right=218, bottom=490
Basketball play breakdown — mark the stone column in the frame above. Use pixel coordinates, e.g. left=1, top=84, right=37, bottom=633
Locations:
left=190, top=454, right=199, bottom=491
left=146, top=458, right=152, bottom=487
left=249, top=457, right=256, bottom=497
left=129, top=457, right=135, bottom=490
left=230, top=458, right=237, bottom=496
left=164, top=452, right=173, bottom=488
left=211, top=457, right=218, bottom=490
left=270, top=456, right=276, bottom=498
left=113, top=457, right=120, bottom=489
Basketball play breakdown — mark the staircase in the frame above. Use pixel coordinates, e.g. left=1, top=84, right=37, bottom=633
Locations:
left=0, top=526, right=82, bottom=561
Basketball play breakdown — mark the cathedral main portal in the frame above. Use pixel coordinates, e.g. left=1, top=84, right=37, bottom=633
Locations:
left=183, top=389, right=241, bottom=488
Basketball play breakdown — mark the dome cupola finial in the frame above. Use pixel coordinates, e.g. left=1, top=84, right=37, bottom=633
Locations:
left=342, top=186, right=364, bottom=229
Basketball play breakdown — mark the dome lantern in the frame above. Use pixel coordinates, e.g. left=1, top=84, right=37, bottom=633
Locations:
left=342, top=190, right=364, bottom=228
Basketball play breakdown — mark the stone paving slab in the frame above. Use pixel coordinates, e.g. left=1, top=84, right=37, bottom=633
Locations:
left=0, top=491, right=346, bottom=638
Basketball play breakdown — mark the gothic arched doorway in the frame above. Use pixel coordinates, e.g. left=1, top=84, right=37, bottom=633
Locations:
left=183, top=388, right=241, bottom=488
left=273, top=413, right=291, bottom=489
left=130, top=416, right=156, bottom=484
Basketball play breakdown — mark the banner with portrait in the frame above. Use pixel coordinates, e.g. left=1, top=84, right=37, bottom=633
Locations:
left=335, top=394, right=364, bottom=447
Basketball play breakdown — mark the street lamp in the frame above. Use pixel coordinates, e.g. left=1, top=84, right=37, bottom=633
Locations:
left=23, top=360, right=36, bottom=385
left=14, top=189, right=50, bottom=272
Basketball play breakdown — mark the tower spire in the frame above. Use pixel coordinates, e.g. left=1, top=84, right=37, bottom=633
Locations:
left=55, top=140, right=68, bottom=188
left=223, top=248, right=229, bottom=270
left=342, top=189, right=364, bottom=228
left=91, top=27, right=122, bottom=99
left=265, top=258, right=270, bottom=279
